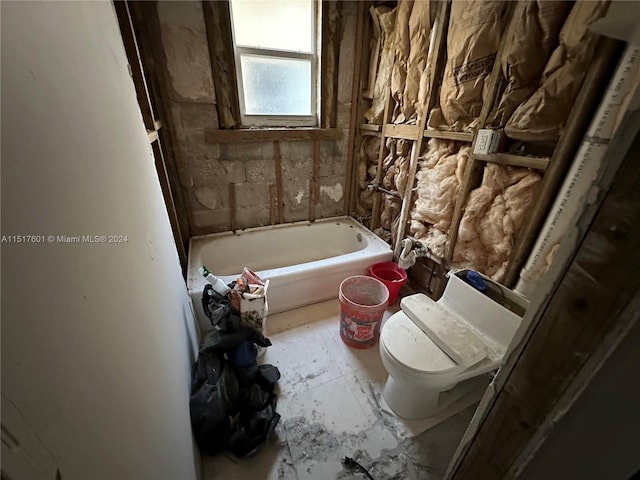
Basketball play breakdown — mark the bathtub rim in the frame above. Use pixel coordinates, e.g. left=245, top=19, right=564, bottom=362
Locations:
left=187, top=215, right=389, bottom=286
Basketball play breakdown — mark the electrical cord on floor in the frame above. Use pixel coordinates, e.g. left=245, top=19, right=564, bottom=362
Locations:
left=342, top=456, right=375, bottom=480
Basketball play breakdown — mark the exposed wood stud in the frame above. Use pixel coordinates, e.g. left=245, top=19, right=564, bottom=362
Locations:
left=151, top=136, right=187, bottom=267
left=114, top=1, right=156, bottom=131
left=126, top=1, right=192, bottom=267
left=310, top=140, right=321, bottom=221
left=273, top=141, right=285, bottom=224
left=321, top=1, right=342, bottom=128
left=473, top=152, right=550, bottom=171
left=343, top=0, right=366, bottom=214
left=503, top=38, right=622, bottom=285
left=423, top=129, right=474, bottom=142
left=384, top=123, right=421, bottom=140
left=392, top=0, right=451, bottom=259
left=228, top=183, right=236, bottom=232
left=451, top=128, right=640, bottom=479
left=370, top=89, right=394, bottom=230
left=269, top=184, right=277, bottom=225
left=204, top=128, right=341, bottom=144
left=202, top=0, right=240, bottom=128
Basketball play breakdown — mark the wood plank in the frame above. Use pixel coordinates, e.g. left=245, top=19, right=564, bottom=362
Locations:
left=370, top=89, right=394, bottom=230
left=360, top=124, right=382, bottom=132
left=202, top=0, right=240, bottom=128
left=147, top=130, right=159, bottom=144
left=503, top=38, right=622, bottom=285
left=228, top=183, right=236, bottom=232
left=343, top=1, right=366, bottom=214
left=424, top=129, right=474, bottom=142
left=273, top=141, right=284, bottom=224
left=204, top=128, right=341, bottom=144
left=114, top=1, right=155, bottom=131
left=151, top=136, right=188, bottom=268
left=452, top=128, right=640, bottom=480
left=310, top=140, right=321, bottom=221
left=392, top=0, right=450, bottom=259
left=269, top=184, right=276, bottom=225
left=444, top=1, right=517, bottom=262
left=384, top=123, right=421, bottom=140
left=364, top=5, right=382, bottom=99
left=127, top=1, right=191, bottom=269
left=474, top=152, right=550, bottom=170
left=321, top=1, right=341, bottom=128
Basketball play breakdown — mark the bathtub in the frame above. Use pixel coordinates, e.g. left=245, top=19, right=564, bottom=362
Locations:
left=187, top=216, right=392, bottom=332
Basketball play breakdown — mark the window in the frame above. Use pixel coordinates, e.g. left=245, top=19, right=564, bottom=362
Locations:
left=229, top=0, right=318, bottom=127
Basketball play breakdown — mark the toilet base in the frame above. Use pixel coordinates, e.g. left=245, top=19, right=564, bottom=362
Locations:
left=382, top=376, right=456, bottom=419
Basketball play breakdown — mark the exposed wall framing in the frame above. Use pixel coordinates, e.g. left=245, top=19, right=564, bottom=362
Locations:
left=202, top=0, right=240, bottom=128
left=448, top=115, right=640, bottom=480
left=352, top=0, right=619, bottom=291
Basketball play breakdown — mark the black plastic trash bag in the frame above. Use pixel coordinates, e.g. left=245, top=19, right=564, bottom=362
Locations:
left=190, top=284, right=281, bottom=457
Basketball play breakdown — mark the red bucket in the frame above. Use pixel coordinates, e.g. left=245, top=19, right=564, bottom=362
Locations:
left=368, top=262, right=408, bottom=304
left=339, top=275, right=389, bottom=349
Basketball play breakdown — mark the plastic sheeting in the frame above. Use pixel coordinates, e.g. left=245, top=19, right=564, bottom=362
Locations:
left=410, top=139, right=470, bottom=257
left=505, top=0, right=610, bottom=142
left=487, top=1, right=571, bottom=128
left=453, top=164, right=542, bottom=281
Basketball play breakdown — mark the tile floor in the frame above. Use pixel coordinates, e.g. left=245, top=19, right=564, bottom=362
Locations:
left=202, top=299, right=485, bottom=480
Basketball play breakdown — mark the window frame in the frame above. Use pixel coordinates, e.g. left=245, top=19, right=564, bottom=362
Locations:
left=229, top=0, right=320, bottom=127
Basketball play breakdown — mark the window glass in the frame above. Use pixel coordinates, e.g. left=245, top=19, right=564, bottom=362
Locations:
left=240, top=55, right=312, bottom=116
left=230, top=0, right=313, bottom=53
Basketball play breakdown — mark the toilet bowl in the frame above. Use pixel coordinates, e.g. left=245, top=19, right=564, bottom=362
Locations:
left=379, top=269, right=529, bottom=419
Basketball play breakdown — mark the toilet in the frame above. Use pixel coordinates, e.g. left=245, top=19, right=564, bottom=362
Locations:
left=379, top=269, right=529, bottom=419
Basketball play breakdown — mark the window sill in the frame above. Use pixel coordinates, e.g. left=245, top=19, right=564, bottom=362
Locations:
left=204, top=127, right=341, bottom=144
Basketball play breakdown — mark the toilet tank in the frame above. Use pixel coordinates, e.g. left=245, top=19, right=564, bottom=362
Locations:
left=438, top=270, right=529, bottom=349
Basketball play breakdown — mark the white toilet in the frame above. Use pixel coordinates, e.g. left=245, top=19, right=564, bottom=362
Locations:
left=379, top=269, right=529, bottom=419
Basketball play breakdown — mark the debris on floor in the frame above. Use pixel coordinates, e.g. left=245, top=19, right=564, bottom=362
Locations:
left=190, top=269, right=280, bottom=458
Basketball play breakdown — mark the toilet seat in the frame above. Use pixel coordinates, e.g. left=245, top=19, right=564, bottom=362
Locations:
left=380, top=311, right=467, bottom=378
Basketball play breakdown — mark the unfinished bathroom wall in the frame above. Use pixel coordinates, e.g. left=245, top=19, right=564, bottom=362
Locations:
left=156, top=1, right=356, bottom=234
left=352, top=0, right=615, bottom=291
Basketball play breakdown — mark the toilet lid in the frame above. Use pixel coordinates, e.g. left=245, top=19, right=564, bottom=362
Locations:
left=381, top=311, right=463, bottom=375
left=401, top=294, right=488, bottom=367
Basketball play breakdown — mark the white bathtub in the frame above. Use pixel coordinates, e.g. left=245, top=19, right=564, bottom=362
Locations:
left=187, top=216, right=392, bottom=332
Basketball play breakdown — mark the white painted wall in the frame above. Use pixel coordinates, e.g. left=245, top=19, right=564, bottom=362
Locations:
left=1, top=2, right=199, bottom=479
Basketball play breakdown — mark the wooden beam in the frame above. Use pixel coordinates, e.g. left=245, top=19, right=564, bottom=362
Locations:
left=343, top=0, right=366, bottom=214
left=204, top=128, right=341, bottom=144
left=424, top=129, right=474, bottom=142
left=451, top=128, right=640, bottom=480
left=202, top=0, right=240, bottom=128
left=273, top=141, right=285, bottom=224
left=360, top=124, right=382, bottom=132
left=150, top=136, right=188, bottom=268
left=127, top=1, right=192, bottom=268
left=228, top=183, right=236, bottom=232
left=384, top=123, right=421, bottom=140
left=370, top=89, right=394, bottom=230
left=474, top=152, right=550, bottom=171
left=269, top=184, right=276, bottom=225
left=503, top=38, right=622, bottom=285
left=392, top=0, right=451, bottom=259
left=114, top=1, right=155, bottom=131
left=321, top=1, right=341, bottom=128
left=310, top=140, right=321, bottom=221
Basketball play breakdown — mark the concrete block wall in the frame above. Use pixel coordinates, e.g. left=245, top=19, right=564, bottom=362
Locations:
left=157, top=1, right=357, bottom=235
